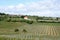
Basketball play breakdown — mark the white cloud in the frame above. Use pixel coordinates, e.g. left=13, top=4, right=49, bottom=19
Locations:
left=8, top=6, right=14, bottom=9
left=16, top=4, right=25, bottom=9
left=0, top=0, right=60, bottom=17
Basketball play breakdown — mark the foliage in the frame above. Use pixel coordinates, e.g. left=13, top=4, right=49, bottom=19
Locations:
left=15, top=29, right=19, bottom=32
left=37, top=20, right=60, bottom=23
left=21, top=16, right=24, bottom=18
left=0, top=18, right=4, bottom=21
left=7, top=18, right=11, bottom=22
left=20, top=19, right=26, bottom=22
left=20, top=19, right=33, bottom=24
left=26, top=20, right=33, bottom=24
left=11, top=20, right=20, bottom=22
left=36, top=17, right=43, bottom=20
left=0, top=13, right=6, bottom=15
left=56, top=17, right=59, bottom=20
left=23, top=29, right=27, bottom=33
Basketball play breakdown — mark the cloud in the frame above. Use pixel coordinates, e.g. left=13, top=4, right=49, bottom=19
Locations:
left=0, top=0, right=60, bottom=17
left=16, top=4, right=25, bottom=9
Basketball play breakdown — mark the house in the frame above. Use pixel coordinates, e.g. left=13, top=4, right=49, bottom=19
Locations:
left=24, top=16, right=28, bottom=20
left=21, top=16, right=31, bottom=20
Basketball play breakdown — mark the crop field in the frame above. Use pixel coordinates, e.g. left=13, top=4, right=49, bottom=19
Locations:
left=0, top=21, right=60, bottom=40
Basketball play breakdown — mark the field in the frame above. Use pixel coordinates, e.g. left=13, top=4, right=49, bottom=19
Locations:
left=0, top=21, right=60, bottom=40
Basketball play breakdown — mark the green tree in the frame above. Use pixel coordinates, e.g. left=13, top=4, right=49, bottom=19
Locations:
left=56, top=17, right=59, bottom=20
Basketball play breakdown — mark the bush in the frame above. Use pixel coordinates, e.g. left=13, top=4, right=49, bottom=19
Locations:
left=25, top=20, right=29, bottom=23
left=26, top=20, right=33, bottom=24
left=11, top=20, right=19, bottom=22
left=37, top=20, right=60, bottom=23
left=21, top=16, right=25, bottom=18
left=23, top=29, right=27, bottom=33
left=20, top=19, right=26, bottom=22
left=7, top=19, right=11, bottom=22
left=20, top=19, right=33, bottom=24
left=0, top=18, right=3, bottom=21
left=0, top=17, right=5, bottom=21
left=15, top=29, right=19, bottom=32
left=7, top=19, right=20, bottom=22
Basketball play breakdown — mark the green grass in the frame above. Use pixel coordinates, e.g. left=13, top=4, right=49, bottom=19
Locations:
left=0, top=21, right=23, bottom=29
left=0, top=21, right=60, bottom=34
left=0, top=21, right=60, bottom=40
left=0, top=21, right=23, bottom=34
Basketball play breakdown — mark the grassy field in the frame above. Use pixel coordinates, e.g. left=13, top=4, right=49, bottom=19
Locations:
left=0, top=21, right=60, bottom=40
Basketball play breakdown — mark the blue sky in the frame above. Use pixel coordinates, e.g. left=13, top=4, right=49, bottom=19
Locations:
left=0, top=0, right=40, bottom=6
left=0, top=0, right=60, bottom=17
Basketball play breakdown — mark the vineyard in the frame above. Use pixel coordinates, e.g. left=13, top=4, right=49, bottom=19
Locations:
left=0, top=22, right=60, bottom=40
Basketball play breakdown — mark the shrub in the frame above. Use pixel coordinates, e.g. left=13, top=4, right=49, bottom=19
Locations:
left=11, top=20, right=18, bottom=22
left=0, top=18, right=3, bottom=21
left=20, top=19, right=33, bottom=24
left=25, top=20, right=29, bottom=23
left=26, top=20, right=33, bottom=24
left=23, top=29, right=27, bottom=33
left=20, top=19, right=26, bottom=22
left=15, top=29, right=19, bottom=32
left=21, top=16, right=25, bottom=18
left=7, top=19, right=11, bottom=22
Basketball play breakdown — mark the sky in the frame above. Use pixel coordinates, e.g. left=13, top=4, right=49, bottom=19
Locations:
left=0, top=0, right=60, bottom=17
